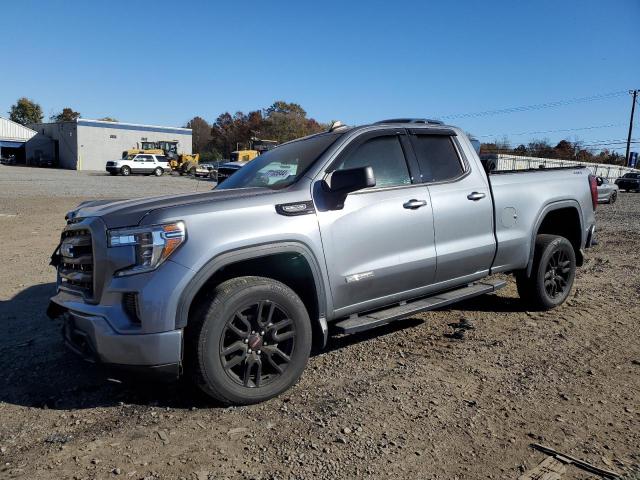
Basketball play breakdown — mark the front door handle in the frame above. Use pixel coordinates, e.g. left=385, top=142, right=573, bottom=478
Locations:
left=403, top=199, right=427, bottom=209
left=467, top=192, right=486, bottom=201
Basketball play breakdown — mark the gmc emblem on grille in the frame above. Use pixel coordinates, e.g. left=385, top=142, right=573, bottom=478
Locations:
left=61, top=242, right=75, bottom=258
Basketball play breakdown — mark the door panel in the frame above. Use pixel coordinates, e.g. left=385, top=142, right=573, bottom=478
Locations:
left=407, top=133, right=495, bottom=283
left=316, top=186, right=437, bottom=313
left=428, top=179, right=495, bottom=282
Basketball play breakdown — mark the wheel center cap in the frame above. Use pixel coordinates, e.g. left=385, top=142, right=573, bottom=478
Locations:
left=248, top=334, right=263, bottom=350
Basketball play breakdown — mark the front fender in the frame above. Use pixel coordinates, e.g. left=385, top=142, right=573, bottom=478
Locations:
left=175, top=241, right=329, bottom=345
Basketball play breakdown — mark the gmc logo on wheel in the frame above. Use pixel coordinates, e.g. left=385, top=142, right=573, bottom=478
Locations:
left=61, top=242, right=75, bottom=258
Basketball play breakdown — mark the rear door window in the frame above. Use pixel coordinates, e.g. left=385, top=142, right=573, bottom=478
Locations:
left=410, top=135, right=465, bottom=183
left=333, top=135, right=411, bottom=188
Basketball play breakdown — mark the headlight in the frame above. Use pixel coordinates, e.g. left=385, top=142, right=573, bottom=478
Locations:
left=108, top=222, right=186, bottom=276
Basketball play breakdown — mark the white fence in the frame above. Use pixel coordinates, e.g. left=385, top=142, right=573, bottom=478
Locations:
left=495, top=154, right=638, bottom=181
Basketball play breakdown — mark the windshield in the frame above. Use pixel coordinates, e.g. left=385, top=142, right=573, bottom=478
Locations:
left=215, top=132, right=343, bottom=190
left=623, top=173, right=639, bottom=178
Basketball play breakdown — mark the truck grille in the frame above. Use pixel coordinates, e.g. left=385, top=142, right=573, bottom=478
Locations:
left=59, top=229, right=94, bottom=296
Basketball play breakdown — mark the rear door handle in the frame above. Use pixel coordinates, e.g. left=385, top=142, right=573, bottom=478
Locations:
left=467, top=192, right=486, bottom=201
left=403, top=199, right=427, bottom=209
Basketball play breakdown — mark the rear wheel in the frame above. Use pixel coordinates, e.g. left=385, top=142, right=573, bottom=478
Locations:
left=186, top=276, right=312, bottom=405
left=120, top=165, right=131, bottom=176
left=153, top=167, right=163, bottom=177
left=516, top=234, right=576, bottom=310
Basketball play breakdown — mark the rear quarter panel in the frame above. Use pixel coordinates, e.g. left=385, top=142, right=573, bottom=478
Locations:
left=489, top=168, right=595, bottom=273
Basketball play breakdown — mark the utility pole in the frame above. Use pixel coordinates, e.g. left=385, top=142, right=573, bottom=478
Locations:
left=626, top=89, right=638, bottom=166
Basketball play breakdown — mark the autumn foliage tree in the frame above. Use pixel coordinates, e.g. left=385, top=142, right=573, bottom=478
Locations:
left=207, top=101, right=325, bottom=158
left=480, top=138, right=625, bottom=165
left=50, top=107, right=81, bottom=122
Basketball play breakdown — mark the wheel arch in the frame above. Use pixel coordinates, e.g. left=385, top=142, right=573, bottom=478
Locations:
left=526, top=200, right=584, bottom=276
left=177, top=242, right=329, bottom=348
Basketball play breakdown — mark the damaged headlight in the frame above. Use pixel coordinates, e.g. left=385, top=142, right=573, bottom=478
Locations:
left=107, top=222, right=186, bottom=276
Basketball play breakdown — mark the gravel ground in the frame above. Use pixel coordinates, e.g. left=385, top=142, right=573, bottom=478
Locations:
left=0, top=166, right=638, bottom=480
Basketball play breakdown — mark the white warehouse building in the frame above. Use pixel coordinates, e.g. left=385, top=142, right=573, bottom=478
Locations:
left=0, top=116, right=37, bottom=162
left=27, top=118, right=192, bottom=170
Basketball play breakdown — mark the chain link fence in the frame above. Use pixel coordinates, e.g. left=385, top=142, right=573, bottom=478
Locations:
left=495, top=154, right=638, bottom=181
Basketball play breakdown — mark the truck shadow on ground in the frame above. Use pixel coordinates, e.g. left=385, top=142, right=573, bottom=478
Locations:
left=447, top=292, right=531, bottom=313
left=0, top=283, right=525, bottom=411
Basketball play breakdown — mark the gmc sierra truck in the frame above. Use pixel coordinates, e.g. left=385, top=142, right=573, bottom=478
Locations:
left=48, top=119, right=598, bottom=405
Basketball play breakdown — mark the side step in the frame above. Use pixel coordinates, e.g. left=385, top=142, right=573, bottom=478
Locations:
left=332, top=279, right=506, bottom=334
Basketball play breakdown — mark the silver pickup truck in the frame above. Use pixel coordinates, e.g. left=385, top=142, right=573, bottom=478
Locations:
left=48, top=119, right=598, bottom=404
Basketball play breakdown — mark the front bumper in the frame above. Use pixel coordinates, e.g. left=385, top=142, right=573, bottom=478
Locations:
left=48, top=303, right=182, bottom=379
left=106, top=166, right=119, bottom=173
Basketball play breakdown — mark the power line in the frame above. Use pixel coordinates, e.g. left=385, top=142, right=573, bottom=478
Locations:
left=439, top=90, right=628, bottom=120
left=477, top=122, right=625, bottom=138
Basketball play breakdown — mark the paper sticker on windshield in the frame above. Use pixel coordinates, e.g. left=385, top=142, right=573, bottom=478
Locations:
left=264, top=169, right=290, bottom=178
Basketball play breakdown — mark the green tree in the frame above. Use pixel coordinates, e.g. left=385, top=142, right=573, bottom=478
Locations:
left=185, top=116, right=212, bottom=154
left=8, top=97, right=43, bottom=125
left=262, top=100, right=324, bottom=144
left=50, top=107, right=81, bottom=122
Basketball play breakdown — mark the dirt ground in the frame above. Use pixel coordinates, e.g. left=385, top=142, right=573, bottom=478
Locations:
left=1, top=166, right=638, bottom=480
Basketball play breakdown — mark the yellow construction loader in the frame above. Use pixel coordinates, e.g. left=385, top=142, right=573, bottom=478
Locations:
left=122, top=141, right=199, bottom=174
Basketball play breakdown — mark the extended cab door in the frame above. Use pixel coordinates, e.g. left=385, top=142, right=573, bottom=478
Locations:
left=407, top=130, right=495, bottom=283
left=315, top=130, right=437, bottom=316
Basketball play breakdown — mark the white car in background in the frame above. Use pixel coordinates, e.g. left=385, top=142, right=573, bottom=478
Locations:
left=194, top=163, right=217, bottom=178
left=106, top=154, right=170, bottom=177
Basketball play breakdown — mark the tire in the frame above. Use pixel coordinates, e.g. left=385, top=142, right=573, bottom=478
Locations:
left=609, top=191, right=617, bottom=204
left=120, top=165, right=131, bottom=176
left=153, top=167, right=163, bottom=177
left=185, top=276, right=312, bottom=405
left=516, top=234, right=576, bottom=310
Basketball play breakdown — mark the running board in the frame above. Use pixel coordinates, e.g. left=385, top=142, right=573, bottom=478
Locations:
left=332, top=279, right=506, bottom=334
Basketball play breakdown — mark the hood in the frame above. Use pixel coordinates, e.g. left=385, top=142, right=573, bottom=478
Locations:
left=69, top=187, right=272, bottom=228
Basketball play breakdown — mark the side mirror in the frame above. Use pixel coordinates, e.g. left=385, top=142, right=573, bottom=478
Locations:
left=596, top=177, right=603, bottom=186
left=326, top=166, right=376, bottom=193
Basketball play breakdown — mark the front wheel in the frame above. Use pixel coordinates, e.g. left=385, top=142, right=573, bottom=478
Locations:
left=120, top=165, right=131, bottom=176
left=186, top=276, right=312, bottom=405
left=516, top=234, right=576, bottom=310
left=609, top=191, right=617, bottom=204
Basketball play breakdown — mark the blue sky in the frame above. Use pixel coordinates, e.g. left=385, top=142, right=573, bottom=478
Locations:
left=2, top=0, right=639, bottom=150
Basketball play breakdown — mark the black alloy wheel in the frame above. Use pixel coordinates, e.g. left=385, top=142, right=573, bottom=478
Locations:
left=186, top=276, right=312, bottom=405
left=543, top=249, right=572, bottom=299
left=516, top=234, right=576, bottom=310
left=220, top=300, right=296, bottom=388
